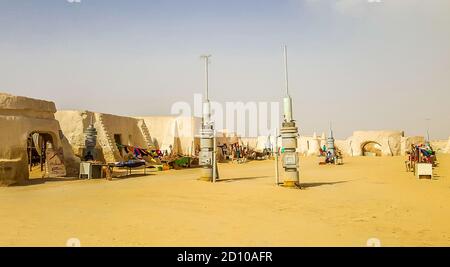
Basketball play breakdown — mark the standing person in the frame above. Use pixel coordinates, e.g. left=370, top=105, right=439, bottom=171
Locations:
left=223, top=144, right=228, bottom=160
left=322, top=144, right=327, bottom=156
left=242, top=146, right=248, bottom=163
left=236, top=145, right=241, bottom=163
left=231, top=144, right=236, bottom=162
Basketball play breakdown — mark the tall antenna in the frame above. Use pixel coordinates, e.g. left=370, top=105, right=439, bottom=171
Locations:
left=329, top=121, right=333, bottom=138
left=282, top=45, right=293, bottom=122
left=283, top=45, right=289, bottom=97
left=200, top=54, right=212, bottom=125
left=200, top=55, right=211, bottom=102
left=425, top=118, right=431, bottom=142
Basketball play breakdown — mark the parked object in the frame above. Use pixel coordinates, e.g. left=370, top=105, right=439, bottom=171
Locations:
left=416, top=163, right=433, bottom=179
left=79, top=161, right=112, bottom=179
left=405, top=143, right=436, bottom=178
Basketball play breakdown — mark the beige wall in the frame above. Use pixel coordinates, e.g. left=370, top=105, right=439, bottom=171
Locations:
left=136, top=116, right=202, bottom=156
left=239, top=131, right=435, bottom=157
left=430, top=139, right=448, bottom=153
left=401, top=136, right=426, bottom=155
left=298, top=134, right=325, bottom=156
left=57, top=110, right=153, bottom=162
left=296, top=130, right=408, bottom=157
left=446, top=137, right=450, bottom=153
left=345, top=131, right=404, bottom=156
left=240, top=137, right=258, bottom=150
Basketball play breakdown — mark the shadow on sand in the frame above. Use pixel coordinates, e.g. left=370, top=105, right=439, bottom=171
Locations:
left=11, top=172, right=156, bottom=186
left=300, top=180, right=350, bottom=189
left=111, top=173, right=155, bottom=181
left=218, top=176, right=272, bottom=183
left=11, top=177, right=81, bottom=187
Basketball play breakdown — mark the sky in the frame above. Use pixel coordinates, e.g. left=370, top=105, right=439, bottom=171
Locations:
left=0, top=0, right=449, bottom=139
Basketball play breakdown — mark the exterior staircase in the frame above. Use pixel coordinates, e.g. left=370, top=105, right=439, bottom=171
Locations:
left=95, top=113, right=121, bottom=162
left=138, top=119, right=155, bottom=149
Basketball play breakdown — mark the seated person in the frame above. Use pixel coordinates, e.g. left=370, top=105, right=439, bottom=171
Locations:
left=325, top=151, right=333, bottom=164
left=84, top=151, right=94, bottom=161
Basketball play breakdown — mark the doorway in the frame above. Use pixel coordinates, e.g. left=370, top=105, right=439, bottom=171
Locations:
left=114, top=134, right=123, bottom=156
left=27, top=133, right=54, bottom=179
left=362, top=142, right=382, bottom=157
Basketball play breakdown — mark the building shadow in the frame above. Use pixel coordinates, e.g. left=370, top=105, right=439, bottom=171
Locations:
left=10, top=172, right=156, bottom=186
left=11, top=177, right=81, bottom=187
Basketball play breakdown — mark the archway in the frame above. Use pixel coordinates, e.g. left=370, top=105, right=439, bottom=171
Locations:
left=27, top=132, right=55, bottom=179
left=362, top=141, right=382, bottom=157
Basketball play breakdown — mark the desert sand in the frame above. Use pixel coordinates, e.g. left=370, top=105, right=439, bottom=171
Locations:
left=0, top=155, right=449, bottom=247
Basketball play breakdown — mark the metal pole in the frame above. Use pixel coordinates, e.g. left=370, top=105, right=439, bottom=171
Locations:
left=205, top=57, right=209, bottom=101
left=283, top=45, right=289, bottom=97
left=275, top=128, right=280, bottom=185
left=213, top=128, right=217, bottom=183
left=40, top=137, right=43, bottom=172
left=201, top=55, right=212, bottom=125
left=201, top=55, right=211, bottom=102
left=28, top=138, right=32, bottom=172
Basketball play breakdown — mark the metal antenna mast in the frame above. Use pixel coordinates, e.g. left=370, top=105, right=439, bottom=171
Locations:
left=284, top=45, right=289, bottom=97
left=329, top=121, right=333, bottom=137
left=201, top=55, right=211, bottom=102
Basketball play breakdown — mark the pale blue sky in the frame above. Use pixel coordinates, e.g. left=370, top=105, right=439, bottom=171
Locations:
left=0, top=0, right=449, bottom=139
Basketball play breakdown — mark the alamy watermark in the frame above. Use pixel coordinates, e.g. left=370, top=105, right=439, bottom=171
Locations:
left=171, top=94, right=280, bottom=138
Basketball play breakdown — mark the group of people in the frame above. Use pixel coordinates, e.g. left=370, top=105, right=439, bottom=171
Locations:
left=319, top=144, right=343, bottom=165
left=219, top=143, right=250, bottom=163
left=115, top=143, right=164, bottom=160
left=409, top=143, right=437, bottom=165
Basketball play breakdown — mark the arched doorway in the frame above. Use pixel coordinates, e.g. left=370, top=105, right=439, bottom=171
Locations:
left=27, top=132, right=66, bottom=179
left=27, top=132, right=55, bottom=179
left=362, top=142, right=382, bottom=157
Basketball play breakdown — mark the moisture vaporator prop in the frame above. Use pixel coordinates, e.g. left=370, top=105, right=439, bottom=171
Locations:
left=198, top=54, right=217, bottom=182
left=280, top=45, right=300, bottom=188
left=84, top=116, right=97, bottom=160
left=199, top=123, right=214, bottom=181
left=280, top=109, right=299, bottom=187
left=327, top=126, right=336, bottom=159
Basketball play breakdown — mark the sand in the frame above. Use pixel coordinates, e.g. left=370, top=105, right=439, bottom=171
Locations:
left=1, top=155, right=450, bottom=247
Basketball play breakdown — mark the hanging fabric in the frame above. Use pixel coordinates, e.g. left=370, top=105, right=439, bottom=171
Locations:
left=32, top=133, right=42, bottom=156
